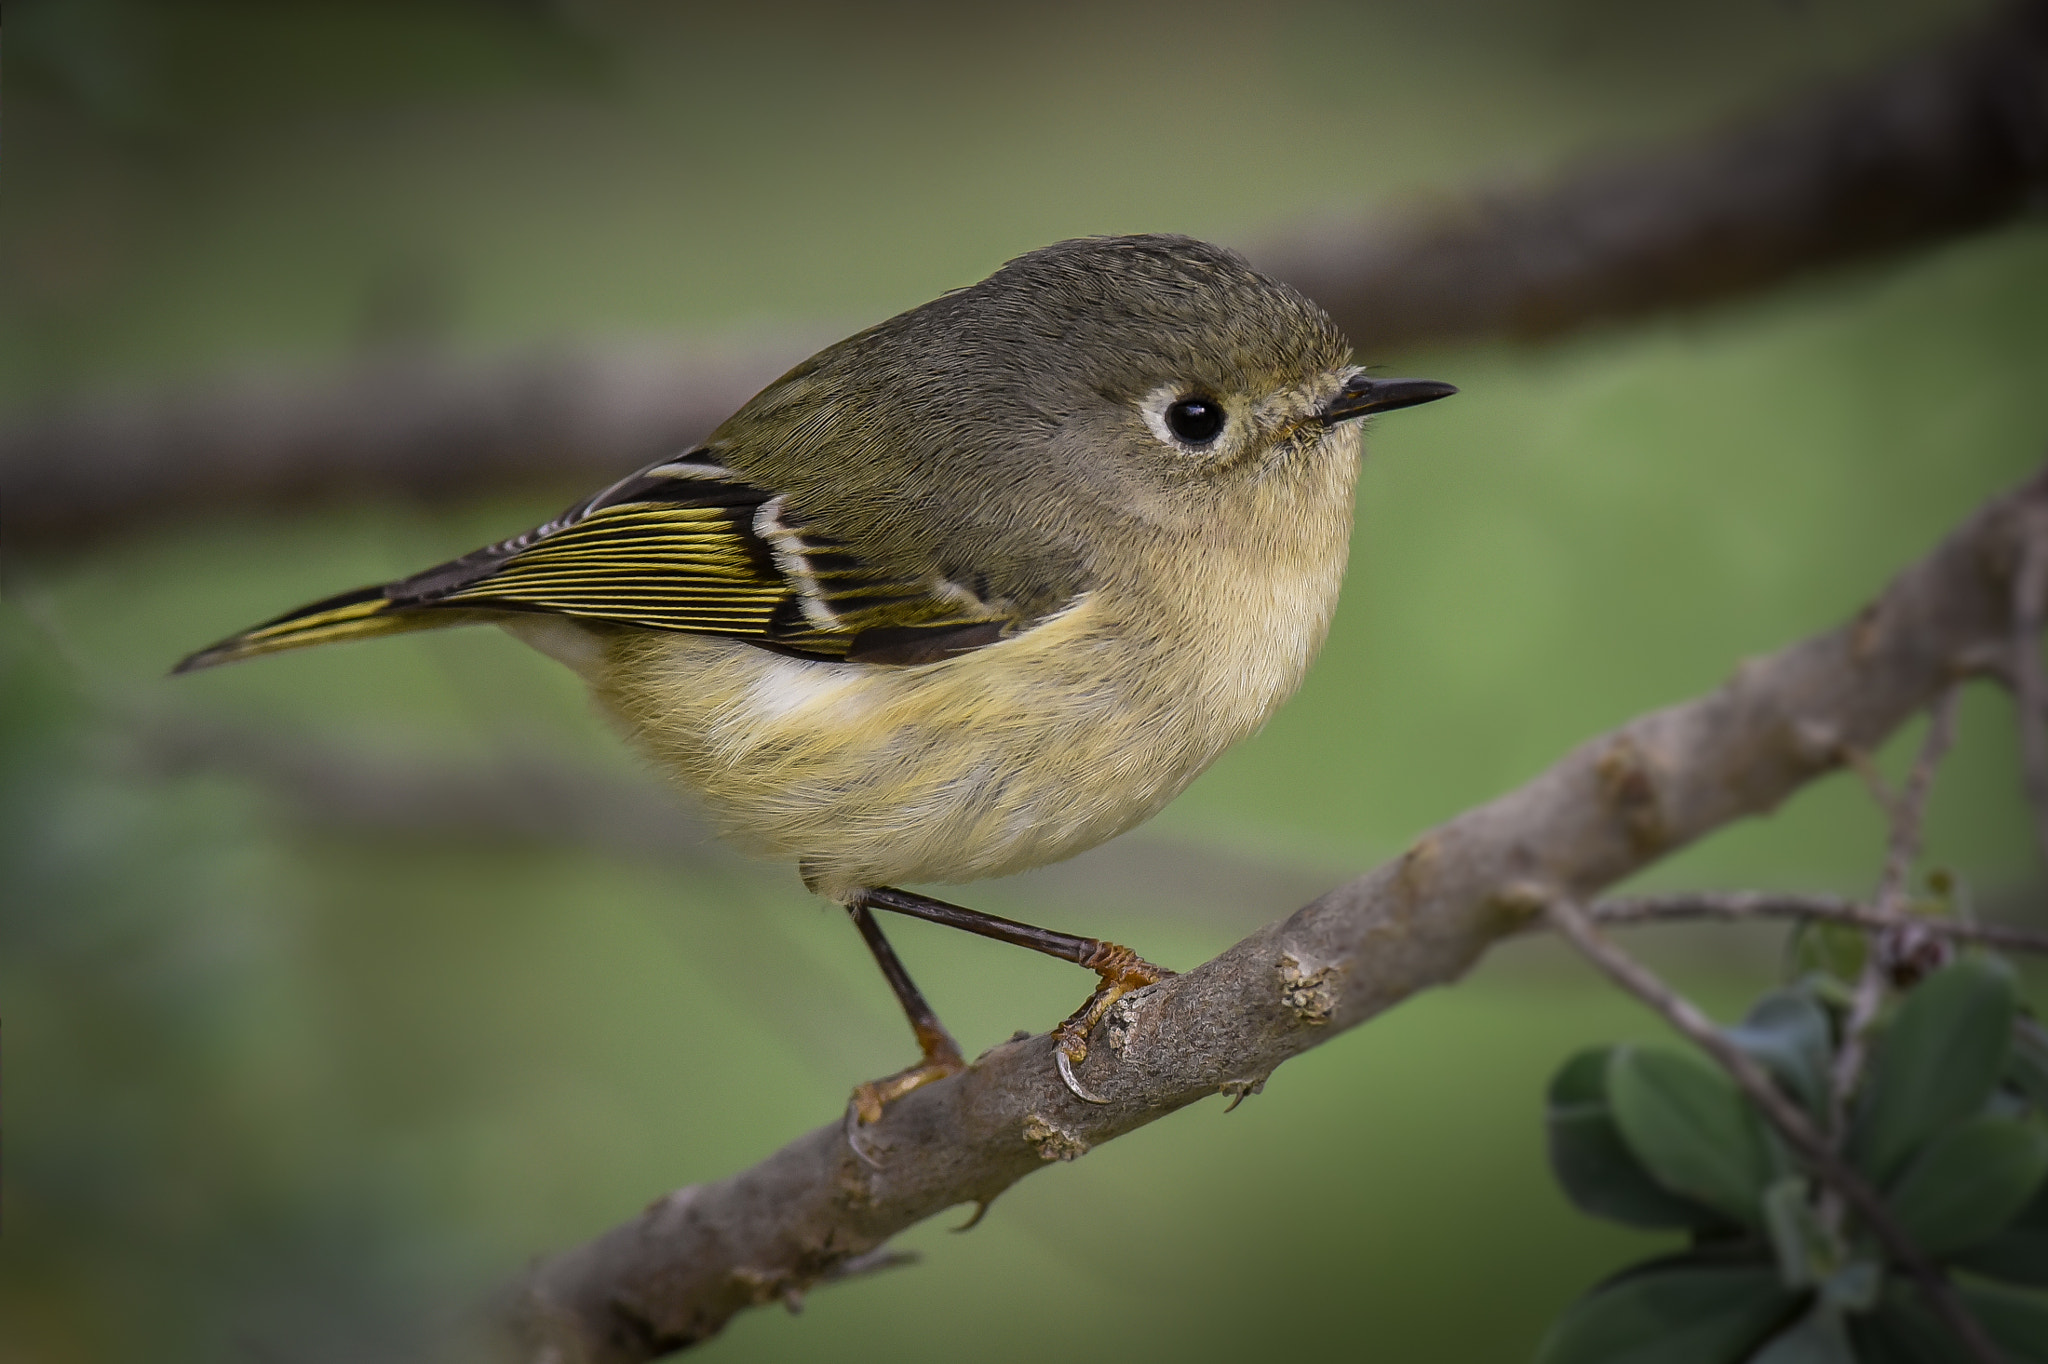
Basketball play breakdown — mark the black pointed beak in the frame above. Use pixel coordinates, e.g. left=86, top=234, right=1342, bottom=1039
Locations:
left=1320, top=374, right=1459, bottom=424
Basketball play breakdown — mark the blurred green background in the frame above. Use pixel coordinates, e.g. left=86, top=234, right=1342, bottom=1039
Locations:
left=5, top=1, right=2046, bottom=1361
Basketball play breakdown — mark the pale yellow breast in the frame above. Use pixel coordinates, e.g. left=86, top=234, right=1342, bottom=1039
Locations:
left=521, top=434, right=1360, bottom=898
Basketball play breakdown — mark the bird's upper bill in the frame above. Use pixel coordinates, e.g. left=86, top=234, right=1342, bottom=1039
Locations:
left=1319, top=373, right=1459, bottom=424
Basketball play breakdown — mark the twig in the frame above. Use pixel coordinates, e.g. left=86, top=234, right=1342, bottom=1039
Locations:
left=498, top=464, right=2048, bottom=1361
left=1831, top=691, right=1963, bottom=1139
left=1842, top=746, right=1903, bottom=826
left=1544, top=895, right=2003, bottom=1364
left=1587, top=891, right=2048, bottom=953
left=1876, top=690, right=1962, bottom=915
left=2014, top=531, right=2048, bottom=875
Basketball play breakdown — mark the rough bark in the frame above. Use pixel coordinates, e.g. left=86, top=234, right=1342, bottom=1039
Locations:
left=497, top=465, right=2048, bottom=1363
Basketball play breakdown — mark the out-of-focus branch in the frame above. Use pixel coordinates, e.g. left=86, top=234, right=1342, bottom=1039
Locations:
left=7, top=1, right=2047, bottom=551
left=1254, top=0, right=2048, bottom=352
left=0, top=336, right=824, bottom=551
left=119, top=711, right=1329, bottom=923
left=2013, top=526, right=2048, bottom=872
left=124, top=713, right=741, bottom=874
left=1588, top=891, right=2048, bottom=952
left=496, top=465, right=2048, bottom=1363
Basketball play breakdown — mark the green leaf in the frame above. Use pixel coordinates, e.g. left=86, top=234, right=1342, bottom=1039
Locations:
left=1550, top=1048, right=1731, bottom=1230
left=1727, top=990, right=1834, bottom=1118
left=1954, top=1224, right=2048, bottom=1289
left=2008, top=1018, right=2048, bottom=1114
left=1748, top=1303, right=1856, bottom=1364
left=1886, top=1115, right=2048, bottom=1258
left=1851, top=1278, right=2048, bottom=1363
left=1820, top=1260, right=1882, bottom=1314
left=1849, top=1283, right=1975, bottom=1364
left=1960, top=1277, right=2048, bottom=1361
left=1763, top=1178, right=1835, bottom=1289
left=1610, top=1046, right=1774, bottom=1226
left=1852, top=959, right=2016, bottom=1186
left=1535, top=1263, right=1797, bottom=1364
left=1793, top=926, right=1868, bottom=986
left=1953, top=1178, right=2048, bottom=1287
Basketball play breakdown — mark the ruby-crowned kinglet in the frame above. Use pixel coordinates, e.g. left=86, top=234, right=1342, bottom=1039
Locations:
left=177, top=234, right=1455, bottom=1124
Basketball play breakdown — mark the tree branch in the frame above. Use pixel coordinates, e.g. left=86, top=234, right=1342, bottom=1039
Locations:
left=497, top=464, right=2048, bottom=1362
left=7, top=1, right=2046, bottom=552
left=1252, top=0, right=2048, bottom=353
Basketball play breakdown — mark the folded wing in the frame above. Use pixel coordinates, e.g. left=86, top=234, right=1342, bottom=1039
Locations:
left=174, top=449, right=1011, bottom=673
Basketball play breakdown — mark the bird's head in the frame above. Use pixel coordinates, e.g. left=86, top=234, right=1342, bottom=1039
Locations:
left=924, top=234, right=1455, bottom=502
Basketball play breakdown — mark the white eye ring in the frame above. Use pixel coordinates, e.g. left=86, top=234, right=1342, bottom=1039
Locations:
left=1141, top=383, right=1233, bottom=454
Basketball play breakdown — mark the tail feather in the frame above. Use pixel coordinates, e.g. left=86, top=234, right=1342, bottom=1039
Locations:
left=171, top=586, right=460, bottom=674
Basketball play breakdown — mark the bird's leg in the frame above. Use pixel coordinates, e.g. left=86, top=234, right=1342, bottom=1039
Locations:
left=852, top=886, right=1174, bottom=1103
left=844, top=901, right=967, bottom=1127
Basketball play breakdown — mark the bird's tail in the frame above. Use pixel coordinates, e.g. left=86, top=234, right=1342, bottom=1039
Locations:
left=171, top=585, right=462, bottom=674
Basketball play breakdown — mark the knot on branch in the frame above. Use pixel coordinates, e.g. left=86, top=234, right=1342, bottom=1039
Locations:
left=1277, top=953, right=1338, bottom=1025
left=1103, top=992, right=1148, bottom=1053
left=1022, top=1115, right=1089, bottom=1162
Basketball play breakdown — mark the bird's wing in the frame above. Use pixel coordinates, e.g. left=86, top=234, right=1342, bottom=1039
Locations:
left=175, top=448, right=1015, bottom=674
left=389, top=448, right=1011, bottom=664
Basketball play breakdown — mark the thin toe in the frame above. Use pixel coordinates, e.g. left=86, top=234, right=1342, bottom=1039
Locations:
left=1055, top=1042, right=1111, bottom=1104
left=843, top=1098, right=886, bottom=1167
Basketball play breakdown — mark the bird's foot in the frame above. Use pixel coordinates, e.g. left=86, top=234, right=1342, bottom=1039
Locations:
left=844, top=1024, right=967, bottom=1166
left=1052, top=942, right=1175, bottom=1104
left=849, top=1047, right=967, bottom=1126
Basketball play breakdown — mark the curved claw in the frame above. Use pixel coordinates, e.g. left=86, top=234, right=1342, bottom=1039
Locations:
left=1056, top=1046, right=1111, bottom=1104
left=843, top=1099, right=885, bottom=1169
left=1220, top=1075, right=1267, bottom=1113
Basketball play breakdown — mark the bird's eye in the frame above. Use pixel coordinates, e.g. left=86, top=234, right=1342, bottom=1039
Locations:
left=1165, top=396, right=1225, bottom=445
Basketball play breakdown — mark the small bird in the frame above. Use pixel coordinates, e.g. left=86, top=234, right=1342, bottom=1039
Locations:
left=176, top=235, right=1454, bottom=1130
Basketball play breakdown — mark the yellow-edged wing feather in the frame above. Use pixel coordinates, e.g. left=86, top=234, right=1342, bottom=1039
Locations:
left=439, top=504, right=789, bottom=632
left=174, top=450, right=1005, bottom=674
